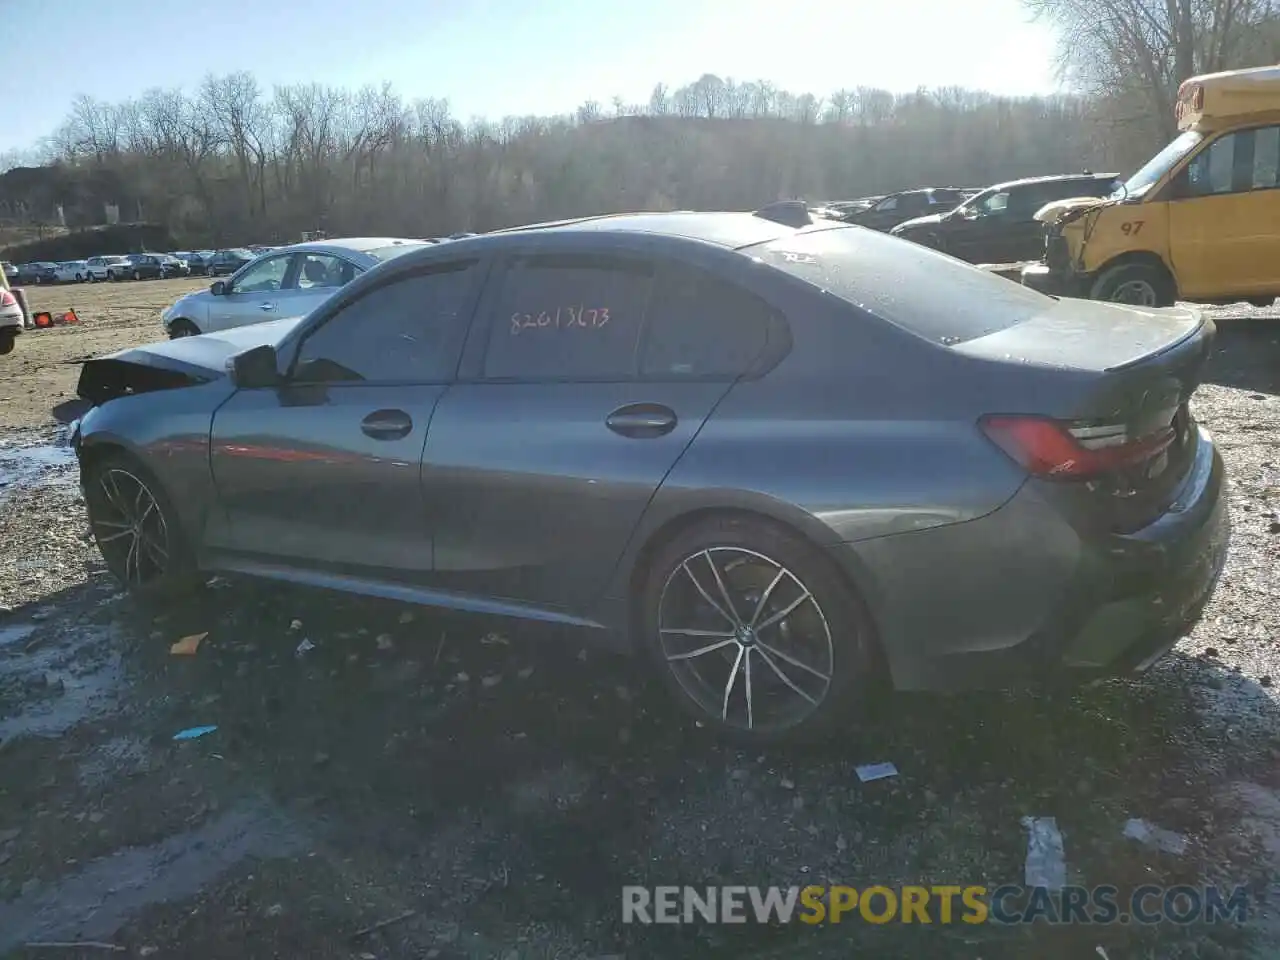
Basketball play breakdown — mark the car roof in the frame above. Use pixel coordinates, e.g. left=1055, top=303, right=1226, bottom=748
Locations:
left=988, top=172, right=1121, bottom=192
left=283, top=237, right=424, bottom=253
left=487, top=211, right=809, bottom=250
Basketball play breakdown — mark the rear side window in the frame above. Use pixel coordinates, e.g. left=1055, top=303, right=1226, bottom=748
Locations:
left=759, top=226, right=1050, bottom=345
left=641, top=265, right=772, bottom=378
left=482, top=255, right=652, bottom=380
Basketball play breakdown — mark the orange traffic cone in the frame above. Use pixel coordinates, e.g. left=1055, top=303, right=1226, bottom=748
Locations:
left=32, top=311, right=52, bottom=328
left=61, top=308, right=79, bottom=325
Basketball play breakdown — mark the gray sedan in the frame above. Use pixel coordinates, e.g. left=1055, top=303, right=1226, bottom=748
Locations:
left=71, top=205, right=1229, bottom=742
left=160, top=237, right=432, bottom=338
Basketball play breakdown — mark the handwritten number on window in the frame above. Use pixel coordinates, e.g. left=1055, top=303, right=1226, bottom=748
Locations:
left=510, top=306, right=611, bottom=335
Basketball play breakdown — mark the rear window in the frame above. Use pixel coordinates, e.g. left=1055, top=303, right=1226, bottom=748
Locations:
left=758, top=226, right=1051, bottom=345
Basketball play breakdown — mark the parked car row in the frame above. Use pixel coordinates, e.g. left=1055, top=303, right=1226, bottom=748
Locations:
left=0, top=248, right=276, bottom=285
left=811, top=177, right=1118, bottom=266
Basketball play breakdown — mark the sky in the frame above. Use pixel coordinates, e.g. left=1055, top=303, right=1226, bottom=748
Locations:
left=0, top=0, right=1061, bottom=153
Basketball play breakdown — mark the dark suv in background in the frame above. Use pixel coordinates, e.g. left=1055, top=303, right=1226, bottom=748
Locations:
left=208, top=249, right=256, bottom=277
left=841, top=188, right=975, bottom=232
left=890, top=173, right=1120, bottom=264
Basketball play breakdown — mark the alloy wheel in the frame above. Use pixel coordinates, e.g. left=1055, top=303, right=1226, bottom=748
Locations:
left=657, top=547, right=834, bottom=733
left=88, top=467, right=171, bottom=586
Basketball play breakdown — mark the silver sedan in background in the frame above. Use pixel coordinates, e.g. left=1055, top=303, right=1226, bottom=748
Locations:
left=160, top=237, right=434, bottom=338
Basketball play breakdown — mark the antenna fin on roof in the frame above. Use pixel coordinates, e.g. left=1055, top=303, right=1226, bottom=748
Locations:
left=753, top=201, right=812, bottom=228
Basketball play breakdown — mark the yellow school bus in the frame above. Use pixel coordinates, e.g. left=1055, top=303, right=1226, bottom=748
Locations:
left=1022, top=65, right=1280, bottom=307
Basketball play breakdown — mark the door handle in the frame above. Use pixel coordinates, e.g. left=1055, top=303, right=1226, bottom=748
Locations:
left=361, top=409, right=413, bottom=441
left=258, top=302, right=276, bottom=312
left=605, top=402, right=677, bottom=439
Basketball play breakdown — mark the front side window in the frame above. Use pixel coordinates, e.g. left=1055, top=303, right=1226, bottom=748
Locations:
left=293, top=263, right=478, bottom=383
left=641, top=264, right=772, bottom=379
left=1194, top=125, right=1280, bottom=194
left=230, top=255, right=292, bottom=294
left=974, top=191, right=1010, bottom=216
left=482, top=255, right=653, bottom=380
left=874, top=196, right=899, bottom=212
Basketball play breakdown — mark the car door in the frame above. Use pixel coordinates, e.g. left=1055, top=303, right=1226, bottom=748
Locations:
left=947, top=190, right=1015, bottom=263
left=207, top=259, right=484, bottom=574
left=997, top=184, right=1056, bottom=263
left=205, top=253, right=298, bottom=333
left=1168, top=124, right=1280, bottom=299
left=420, top=249, right=774, bottom=613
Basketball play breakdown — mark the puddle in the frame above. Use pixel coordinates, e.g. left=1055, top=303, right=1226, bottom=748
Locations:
left=0, top=433, right=77, bottom=499
left=0, top=620, right=125, bottom=741
left=0, top=800, right=306, bottom=951
left=0, top=622, right=37, bottom=648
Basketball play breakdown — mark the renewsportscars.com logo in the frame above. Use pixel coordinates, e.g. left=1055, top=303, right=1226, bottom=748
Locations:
left=622, top=885, right=1249, bottom=926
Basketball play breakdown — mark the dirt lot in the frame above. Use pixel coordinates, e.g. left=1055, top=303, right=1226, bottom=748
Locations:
left=3, top=280, right=1280, bottom=958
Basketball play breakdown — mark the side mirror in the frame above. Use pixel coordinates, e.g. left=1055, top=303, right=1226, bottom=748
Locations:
left=210, top=280, right=227, bottom=296
left=227, top=344, right=279, bottom=389
left=961, top=207, right=979, bottom=220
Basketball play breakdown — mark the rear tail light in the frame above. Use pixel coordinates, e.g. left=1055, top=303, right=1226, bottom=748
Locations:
left=979, top=414, right=1175, bottom=480
left=0, top=291, right=15, bottom=307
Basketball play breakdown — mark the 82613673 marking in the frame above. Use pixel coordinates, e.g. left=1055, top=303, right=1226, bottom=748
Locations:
left=510, top=305, right=611, bottom=335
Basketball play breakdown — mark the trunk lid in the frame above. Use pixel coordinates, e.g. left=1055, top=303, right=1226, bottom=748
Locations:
left=958, top=298, right=1213, bottom=533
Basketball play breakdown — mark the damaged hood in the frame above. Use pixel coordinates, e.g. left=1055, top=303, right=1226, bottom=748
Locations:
left=77, top=317, right=302, bottom=405
left=1034, top=195, right=1112, bottom=225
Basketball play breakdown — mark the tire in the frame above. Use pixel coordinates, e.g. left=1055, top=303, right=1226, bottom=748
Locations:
left=132, top=270, right=141, bottom=281
left=0, top=330, right=15, bottom=356
left=107, top=270, right=116, bottom=282
left=1089, top=261, right=1175, bottom=307
left=638, top=514, right=881, bottom=744
left=83, top=451, right=200, bottom=601
left=168, top=319, right=200, bottom=339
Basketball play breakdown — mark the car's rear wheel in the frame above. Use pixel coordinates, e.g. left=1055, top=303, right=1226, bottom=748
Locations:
left=168, top=319, right=200, bottom=339
left=84, top=452, right=199, bottom=600
left=639, top=514, right=880, bottom=743
left=132, top=270, right=141, bottom=281
left=0, top=330, right=15, bottom=356
left=1090, top=262, right=1175, bottom=307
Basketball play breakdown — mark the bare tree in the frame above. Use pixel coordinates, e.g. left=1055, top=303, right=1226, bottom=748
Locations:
left=1026, top=0, right=1280, bottom=138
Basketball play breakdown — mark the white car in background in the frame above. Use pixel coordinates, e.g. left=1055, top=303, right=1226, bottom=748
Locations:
left=86, top=255, right=133, bottom=282
left=1, top=287, right=24, bottom=354
left=53, top=260, right=91, bottom=283
left=160, top=237, right=432, bottom=338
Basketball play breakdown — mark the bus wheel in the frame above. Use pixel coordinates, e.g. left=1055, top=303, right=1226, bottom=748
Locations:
left=1090, top=262, right=1175, bottom=308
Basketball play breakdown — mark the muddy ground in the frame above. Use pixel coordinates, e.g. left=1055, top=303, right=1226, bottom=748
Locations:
left=2, top=281, right=1280, bottom=958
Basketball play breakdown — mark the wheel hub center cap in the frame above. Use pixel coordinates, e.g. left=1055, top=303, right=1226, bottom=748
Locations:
left=736, top=626, right=756, bottom=646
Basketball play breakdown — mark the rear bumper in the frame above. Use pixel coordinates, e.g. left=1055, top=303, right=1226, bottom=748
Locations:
left=834, top=426, right=1228, bottom=692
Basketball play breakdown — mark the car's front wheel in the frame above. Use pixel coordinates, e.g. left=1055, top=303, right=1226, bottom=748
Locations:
left=640, top=514, right=880, bottom=743
left=168, top=319, right=200, bottom=339
left=84, top=452, right=198, bottom=600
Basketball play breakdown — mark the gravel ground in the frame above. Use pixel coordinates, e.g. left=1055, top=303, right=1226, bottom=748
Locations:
left=1, top=284, right=1279, bottom=958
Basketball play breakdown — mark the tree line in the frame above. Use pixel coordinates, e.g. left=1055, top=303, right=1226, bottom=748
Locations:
left=1, top=0, right=1277, bottom=246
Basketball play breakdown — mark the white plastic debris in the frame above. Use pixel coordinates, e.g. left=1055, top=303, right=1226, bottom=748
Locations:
left=1021, top=816, right=1067, bottom=891
left=295, top=638, right=316, bottom=657
left=855, top=762, right=899, bottom=783
left=1122, top=818, right=1188, bottom=855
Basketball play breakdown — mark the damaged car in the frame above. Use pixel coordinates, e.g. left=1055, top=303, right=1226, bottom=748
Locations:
left=72, top=205, right=1229, bottom=743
